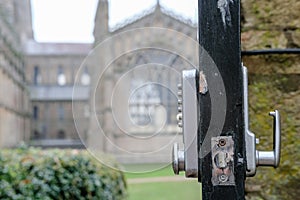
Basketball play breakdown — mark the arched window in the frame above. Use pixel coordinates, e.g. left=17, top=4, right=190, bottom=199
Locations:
left=33, top=66, right=41, bottom=85
left=81, top=67, right=90, bottom=86
left=129, top=81, right=161, bottom=126
left=57, top=66, right=66, bottom=86
left=33, top=106, right=39, bottom=120
left=58, top=104, right=64, bottom=121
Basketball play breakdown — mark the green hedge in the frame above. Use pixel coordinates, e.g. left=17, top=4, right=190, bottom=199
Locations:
left=0, top=147, right=127, bottom=199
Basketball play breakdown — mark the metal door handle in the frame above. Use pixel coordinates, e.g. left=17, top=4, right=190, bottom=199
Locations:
left=244, top=66, right=282, bottom=177
left=256, top=110, right=281, bottom=167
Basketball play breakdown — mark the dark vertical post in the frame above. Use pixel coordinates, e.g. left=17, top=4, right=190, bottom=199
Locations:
left=198, top=0, right=245, bottom=199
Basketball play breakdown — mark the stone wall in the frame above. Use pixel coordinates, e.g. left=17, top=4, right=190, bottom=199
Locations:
left=0, top=3, right=30, bottom=147
left=242, top=0, right=300, bottom=49
left=242, top=0, right=299, bottom=199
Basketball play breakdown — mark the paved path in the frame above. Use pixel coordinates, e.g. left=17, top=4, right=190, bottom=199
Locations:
left=127, top=176, right=196, bottom=184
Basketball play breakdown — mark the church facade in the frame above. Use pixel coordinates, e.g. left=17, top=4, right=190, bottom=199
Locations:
left=0, top=0, right=198, bottom=163
left=86, top=0, right=198, bottom=163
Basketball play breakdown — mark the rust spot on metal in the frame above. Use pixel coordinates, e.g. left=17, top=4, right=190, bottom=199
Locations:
left=199, top=71, right=208, bottom=94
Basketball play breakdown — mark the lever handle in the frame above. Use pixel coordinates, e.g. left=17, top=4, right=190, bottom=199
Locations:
left=256, top=110, right=281, bottom=168
left=244, top=67, right=281, bottom=176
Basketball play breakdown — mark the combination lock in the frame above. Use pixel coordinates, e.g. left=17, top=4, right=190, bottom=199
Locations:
left=172, top=69, right=198, bottom=178
left=172, top=67, right=281, bottom=179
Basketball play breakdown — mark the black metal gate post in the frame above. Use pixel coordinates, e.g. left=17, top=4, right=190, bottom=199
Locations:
left=198, top=0, right=245, bottom=199
left=172, top=1, right=282, bottom=199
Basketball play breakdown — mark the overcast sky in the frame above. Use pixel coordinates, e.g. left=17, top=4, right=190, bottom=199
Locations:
left=31, top=0, right=197, bottom=43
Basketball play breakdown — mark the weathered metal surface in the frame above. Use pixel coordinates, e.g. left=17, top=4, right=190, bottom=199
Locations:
left=198, top=0, right=246, bottom=199
left=211, top=136, right=235, bottom=186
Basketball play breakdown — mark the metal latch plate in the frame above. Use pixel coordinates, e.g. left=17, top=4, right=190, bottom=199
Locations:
left=211, top=136, right=235, bottom=186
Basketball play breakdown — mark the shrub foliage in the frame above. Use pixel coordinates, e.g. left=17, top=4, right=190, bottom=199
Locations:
left=0, top=148, right=127, bottom=199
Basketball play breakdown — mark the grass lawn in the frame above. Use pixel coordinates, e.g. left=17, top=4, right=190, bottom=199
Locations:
left=123, top=164, right=202, bottom=200
left=128, top=181, right=201, bottom=200
left=124, top=163, right=177, bottom=179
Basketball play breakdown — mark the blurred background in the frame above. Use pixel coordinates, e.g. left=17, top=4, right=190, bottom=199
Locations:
left=0, top=0, right=299, bottom=199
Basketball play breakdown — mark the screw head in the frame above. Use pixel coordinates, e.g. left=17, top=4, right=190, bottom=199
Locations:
left=219, top=174, right=228, bottom=182
left=178, top=106, right=182, bottom=112
left=218, top=139, right=226, bottom=146
left=176, top=113, right=182, bottom=121
left=178, top=122, right=183, bottom=128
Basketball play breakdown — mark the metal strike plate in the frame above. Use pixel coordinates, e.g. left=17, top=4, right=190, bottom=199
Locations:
left=172, top=69, right=198, bottom=178
left=211, top=136, right=235, bottom=186
left=243, top=66, right=281, bottom=177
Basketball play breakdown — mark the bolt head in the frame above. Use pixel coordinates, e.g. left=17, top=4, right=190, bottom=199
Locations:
left=178, top=122, right=183, bottom=127
left=219, top=174, right=228, bottom=182
left=176, top=113, right=182, bottom=121
left=178, top=106, right=182, bottom=112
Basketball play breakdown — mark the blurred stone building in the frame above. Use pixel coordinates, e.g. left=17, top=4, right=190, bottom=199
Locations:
left=86, top=0, right=198, bottom=163
left=25, top=42, right=91, bottom=147
left=0, top=0, right=32, bottom=147
left=0, top=0, right=198, bottom=155
left=0, top=0, right=91, bottom=148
